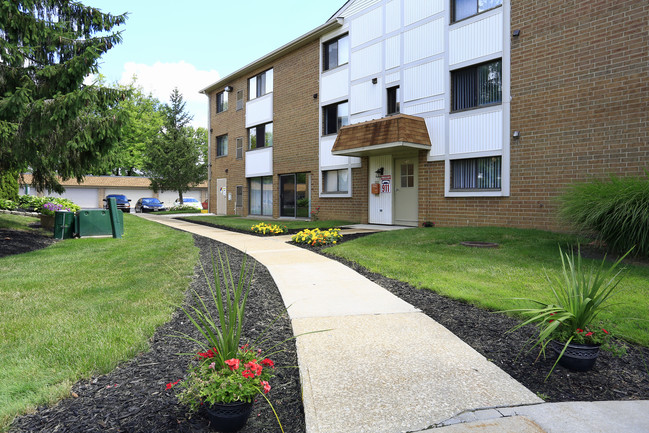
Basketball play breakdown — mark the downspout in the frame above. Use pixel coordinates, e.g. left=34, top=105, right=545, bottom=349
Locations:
left=206, top=92, right=212, bottom=213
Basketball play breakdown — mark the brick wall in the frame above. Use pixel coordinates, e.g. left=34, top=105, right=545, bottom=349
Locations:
left=419, top=0, right=648, bottom=230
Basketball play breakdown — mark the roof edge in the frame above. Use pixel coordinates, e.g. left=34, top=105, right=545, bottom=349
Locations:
left=199, top=18, right=343, bottom=95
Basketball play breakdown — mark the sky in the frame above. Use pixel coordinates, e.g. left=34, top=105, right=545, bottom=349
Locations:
left=85, top=1, right=347, bottom=129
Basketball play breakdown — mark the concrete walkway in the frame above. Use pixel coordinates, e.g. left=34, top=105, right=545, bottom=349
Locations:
left=138, top=214, right=649, bottom=433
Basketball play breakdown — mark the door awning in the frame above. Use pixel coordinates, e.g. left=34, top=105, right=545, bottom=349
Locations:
left=331, top=114, right=432, bottom=157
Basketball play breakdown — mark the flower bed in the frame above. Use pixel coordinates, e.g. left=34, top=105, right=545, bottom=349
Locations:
left=291, top=228, right=342, bottom=246
left=250, top=222, right=287, bottom=235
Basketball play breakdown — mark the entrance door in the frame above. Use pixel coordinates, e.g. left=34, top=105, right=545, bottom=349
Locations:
left=394, top=158, right=418, bottom=226
left=280, top=174, right=296, bottom=217
left=216, top=178, right=227, bottom=215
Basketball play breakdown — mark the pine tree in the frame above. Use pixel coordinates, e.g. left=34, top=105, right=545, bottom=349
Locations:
left=0, top=1, right=128, bottom=193
left=144, top=88, right=207, bottom=204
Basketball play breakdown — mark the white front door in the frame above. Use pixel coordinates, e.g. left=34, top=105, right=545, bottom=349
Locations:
left=216, top=178, right=227, bottom=216
left=368, top=155, right=393, bottom=225
left=394, top=157, right=418, bottom=226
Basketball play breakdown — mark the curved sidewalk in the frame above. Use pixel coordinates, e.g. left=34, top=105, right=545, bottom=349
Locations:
left=139, top=215, right=649, bottom=433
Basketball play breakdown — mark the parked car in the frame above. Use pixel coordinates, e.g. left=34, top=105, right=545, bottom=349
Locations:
left=103, top=194, right=131, bottom=213
left=173, top=197, right=203, bottom=210
left=134, top=197, right=166, bottom=213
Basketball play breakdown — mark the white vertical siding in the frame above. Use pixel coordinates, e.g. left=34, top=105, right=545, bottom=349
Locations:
left=351, top=112, right=383, bottom=125
left=369, top=155, right=393, bottom=225
left=403, top=99, right=445, bottom=115
left=351, top=80, right=382, bottom=114
left=385, top=35, right=401, bottom=70
left=245, top=94, right=273, bottom=128
left=385, top=0, right=401, bottom=34
left=385, top=71, right=400, bottom=84
left=351, top=7, right=384, bottom=47
left=320, top=136, right=352, bottom=168
left=449, top=12, right=503, bottom=66
left=343, top=0, right=382, bottom=18
left=403, top=18, right=444, bottom=64
left=351, top=42, right=383, bottom=81
left=425, top=115, right=445, bottom=157
left=403, top=59, right=444, bottom=102
left=245, top=147, right=273, bottom=177
left=403, top=0, right=444, bottom=26
left=449, top=110, right=503, bottom=155
left=321, top=67, right=349, bottom=103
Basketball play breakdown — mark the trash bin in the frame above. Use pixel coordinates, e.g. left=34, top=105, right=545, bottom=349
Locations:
left=77, top=209, right=123, bottom=237
left=53, top=211, right=75, bottom=239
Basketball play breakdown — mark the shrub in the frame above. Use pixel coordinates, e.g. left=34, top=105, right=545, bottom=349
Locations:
left=0, top=171, right=19, bottom=201
left=250, top=223, right=287, bottom=235
left=0, top=199, right=18, bottom=210
left=558, top=173, right=649, bottom=257
left=169, top=205, right=202, bottom=212
left=291, top=228, right=342, bottom=246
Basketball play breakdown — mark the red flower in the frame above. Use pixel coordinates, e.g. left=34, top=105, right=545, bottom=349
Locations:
left=197, top=348, right=218, bottom=359
left=242, top=370, right=255, bottom=379
left=245, top=360, right=263, bottom=376
left=260, top=380, right=271, bottom=394
left=576, top=328, right=584, bottom=333
left=166, top=380, right=180, bottom=390
left=602, top=328, right=609, bottom=334
left=261, top=358, right=274, bottom=368
left=225, top=358, right=240, bottom=371
left=585, top=332, right=593, bottom=337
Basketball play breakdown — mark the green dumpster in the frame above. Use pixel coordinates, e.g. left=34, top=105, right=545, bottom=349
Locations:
left=77, top=209, right=123, bottom=237
left=54, top=211, right=75, bottom=239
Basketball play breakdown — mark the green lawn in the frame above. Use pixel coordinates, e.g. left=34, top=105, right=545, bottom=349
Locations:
left=326, top=227, right=649, bottom=346
left=0, top=213, right=49, bottom=235
left=183, top=215, right=356, bottom=232
left=0, top=214, right=198, bottom=431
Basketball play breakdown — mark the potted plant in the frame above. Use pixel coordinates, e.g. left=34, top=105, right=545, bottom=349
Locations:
left=40, top=202, right=72, bottom=230
left=172, top=250, right=284, bottom=432
left=505, top=246, right=631, bottom=378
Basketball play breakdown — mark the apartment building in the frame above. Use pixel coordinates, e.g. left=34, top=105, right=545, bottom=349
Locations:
left=201, top=0, right=647, bottom=229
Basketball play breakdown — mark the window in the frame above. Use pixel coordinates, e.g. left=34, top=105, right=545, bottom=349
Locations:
left=323, top=101, right=349, bottom=135
left=216, top=135, right=228, bottom=157
left=248, top=69, right=273, bottom=100
left=450, top=156, right=501, bottom=191
left=323, top=169, right=349, bottom=193
left=323, top=34, right=349, bottom=71
left=249, top=123, right=273, bottom=149
left=236, top=137, right=243, bottom=159
left=387, top=86, right=400, bottom=115
left=451, top=59, right=502, bottom=111
left=452, top=0, right=502, bottom=23
left=236, top=90, right=244, bottom=111
left=249, top=176, right=272, bottom=216
left=400, top=163, right=414, bottom=188
left=216, top=91, right=228, bottom=113
left=236, top=185, right=243, bottom=208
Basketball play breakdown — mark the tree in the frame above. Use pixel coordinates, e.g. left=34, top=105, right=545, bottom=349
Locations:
left=92, top=77, right=164, bottom=176
left=0, top=171, right=19, bottom=201
left=144, top=88, right=207, bottom=204
left=0, top=1, right=128, bottom=193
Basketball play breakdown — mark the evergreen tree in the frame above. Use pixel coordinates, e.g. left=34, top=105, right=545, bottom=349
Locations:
left=144, top=88, right=207, bottom=204
left=0, top=1, right=128, bottom=193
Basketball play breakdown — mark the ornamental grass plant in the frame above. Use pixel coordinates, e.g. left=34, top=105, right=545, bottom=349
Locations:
left=558, top=173, right=649, bottom=257
left=504, top=246, right=632, bottom=378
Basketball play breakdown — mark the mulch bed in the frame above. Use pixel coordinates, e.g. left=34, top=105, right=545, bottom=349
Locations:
left=6, top=226, right=649, bottom=433
left=0, top=226, right=57, bottom=258
left=9, top=235, right=305, bottom=433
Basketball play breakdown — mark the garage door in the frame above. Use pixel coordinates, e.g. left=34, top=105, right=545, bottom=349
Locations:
left=50, top=188, right=99, bottom=209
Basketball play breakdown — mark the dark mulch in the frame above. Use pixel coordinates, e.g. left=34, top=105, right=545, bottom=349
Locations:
left=10, top=235, right=304, bottom=433
left=0, top=226, right=57, bottom=258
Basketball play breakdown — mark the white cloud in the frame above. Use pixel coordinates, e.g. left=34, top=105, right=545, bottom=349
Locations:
left=119, top=61, right=219, bottom=129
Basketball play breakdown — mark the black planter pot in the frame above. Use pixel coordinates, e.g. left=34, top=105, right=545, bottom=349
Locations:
left=204, top=401, right=254, bottom=432
left=550, top=340, right=600, bottom=372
